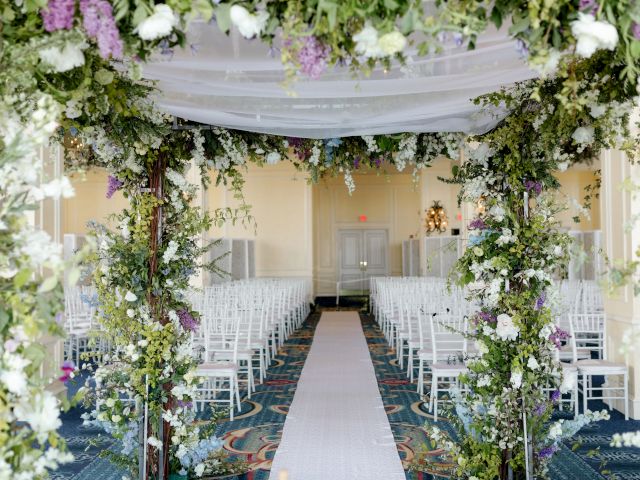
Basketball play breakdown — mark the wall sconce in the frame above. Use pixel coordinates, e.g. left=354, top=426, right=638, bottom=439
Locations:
left=425, top=200, right=448, bottom=235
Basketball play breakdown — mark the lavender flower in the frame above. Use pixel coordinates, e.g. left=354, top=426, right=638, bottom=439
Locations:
left=533, top=403, right=547, bottom=416
left=178, top=309, right=199, bottom=332
left=633, top=22, right=640, bottom=40
left=535, top=291, right=546, bottom=310
left=579, top=0, right=598, bottom=14
left=80, top=0, right=124, bottom=59
left=106, top=175, right=123, bottom=199
left=298, top=36, right=331, bottom=80
left=537, top=444, right=559, bottom=459
left=550, top=389, right=562, bottom=402
left=41, top=0, right=75, bottom=32
left=474, top=311, right=497, bottom=325
left=469, top=217, right=487, bottom=230
left=524, top=180, right=543, bottom=196
left=549, top=327, right=571, bottom=349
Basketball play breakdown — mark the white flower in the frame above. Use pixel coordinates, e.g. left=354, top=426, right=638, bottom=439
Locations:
left=39, top=42, right=86, bottom=72
left=557, top=161, right=569, bottom=172
left=488, top=204, right=506, bottom=222
left=136, top=4, right=178, bottom=41
left=147, top=436, right=163, bottom=450
left=14, top=391, right=62, bottom=441
left=475, top=340, right=489, bottom=357
left=353, top=22, right=383, bottom=58
left=265, top=152, right=281, bottom=165
left=194, top=463, right=206, bottom=477
left=548, top=421, right=563, bottom=439
left=0, top=368, right=28, bottom=395
left=510, top=370, right=523, bottom=389
left=106, top=398, right=116, bottom=407
left=532, top=49, right=561, bottom=76
left=554, top=245, right=563, bottom=257
left=527, top=356, right=540, bottom=370
left=496, top=314, right=519, bottom=341
left=124, top=291, right=137, bottom=302
left=589, top=103, right=607, bottom=118
left=378, top=31, right=407, bottom=56
left=162, top=240, right=179, bottom=264
left=229, top=5, right=269, bottom=39
left=571, top=13, right=619, bottom=58
left=560, top=372, right=576, bottom=393
left=572, top=126, right=595, bottom=145
left=496, top=228, right=516, bottom=246
left=41, top=177, right=74, bottom=199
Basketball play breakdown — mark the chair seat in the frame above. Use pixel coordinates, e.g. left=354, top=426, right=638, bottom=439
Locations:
left=431, top=363, right=467, bottom=375
left=558, top=346, right=591, bottom=361
left=576, top=359, right=627, bottom=375
left=418, top=349, right=433, bottom=359
left=196, top=362, right=238, bottom=376
left=560, top=363, right=578, bottom=373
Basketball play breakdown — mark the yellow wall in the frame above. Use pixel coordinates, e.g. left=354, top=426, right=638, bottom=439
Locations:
left=208, top=162, right=313, bottom=279
left=555, top=168, right=601, bottom=230
left=313, top=170, right=421, bottom=295
left=63, top=169, right=128, bottom=235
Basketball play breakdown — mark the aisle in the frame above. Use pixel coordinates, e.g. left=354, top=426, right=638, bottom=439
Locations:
left=270, top=311, right=405, bottom=480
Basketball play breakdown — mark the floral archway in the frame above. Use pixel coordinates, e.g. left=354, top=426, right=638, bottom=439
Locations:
left=1, top=1, right=639, bottom=480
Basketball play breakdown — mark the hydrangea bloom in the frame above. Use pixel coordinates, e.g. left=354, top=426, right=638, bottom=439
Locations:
left=298, top=36, right=331, bottom=80
left=106, top=175, right=123, bottom=199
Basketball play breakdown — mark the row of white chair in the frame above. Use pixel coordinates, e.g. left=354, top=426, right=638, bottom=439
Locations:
left=370, top=277, right=629, bottom=420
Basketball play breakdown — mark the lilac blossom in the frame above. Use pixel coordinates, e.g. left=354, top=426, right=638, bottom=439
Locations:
left=298, top=36, right=331, bottom=80
left=474, top=311, right=497, bottom=325
left=537, top=444, right=559, bottom=459
left=80, top=0, right=124, bottom=59
left=533, top=403, right=547, bottom=416
left=287, top=137, right=310, bottom=160
left=469, top=217, right=487, bottom=230
left=106, top=175, right=123, bottom=199
left=535, top=291, right=546, bottom=310
left=633, top=22, right=640, bottom=40
left=550, top=389, right=562, bottom=402
left=549, top=327, right=571, bottom=349
left=177, top=309, right=199, bottom=332
left=41, top=0, right=75, bottom=32
left=579, top=0, right=599, bottom=14
left=524, top=180, right=543, bottom=196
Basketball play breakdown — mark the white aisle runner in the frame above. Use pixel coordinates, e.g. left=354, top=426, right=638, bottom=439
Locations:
left=270, top=311, right=405, bottom=480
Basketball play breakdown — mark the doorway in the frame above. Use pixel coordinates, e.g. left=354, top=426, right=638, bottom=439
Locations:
left=337, top=228, right=389, bottom=293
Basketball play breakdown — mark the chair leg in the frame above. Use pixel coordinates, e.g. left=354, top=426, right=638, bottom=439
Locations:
left=582, top=374, right=588, bottom=414
left=234, top=374, right=242, bottom=411
left=417, top=359, right=423, bottom=395
left=624, top=372, right=629, bottom=421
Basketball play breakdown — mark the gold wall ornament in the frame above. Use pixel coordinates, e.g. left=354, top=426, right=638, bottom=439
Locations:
left=425, top=200, right=448, bottom=235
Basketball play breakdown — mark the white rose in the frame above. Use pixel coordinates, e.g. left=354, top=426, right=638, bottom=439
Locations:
left=0, top=369, right=28, bottom=395
left=41, top=177, right=74, bottom=199
left=589, top=104, right=607, bottom=118
left=194, top=463, right=205, bottom=477
left=265, top=152, right=281, bottom=165
left=39, top=42, right=86, bottom=73
left=124, top=291, right=137, bottom=302
left=377, top=31, right=407, bottom=56
left=527, top=356, right=540, bottom=370
left=571, top=13, right=619, bottom=58
left=510, top=370, right=523, bottom=389
left=136, top=4, right=178, bottom=41
left=353, top=22, right=383, bottom=58
left=105, top=398, right=116, bottom=407
left=111, top=415, right=121, bottom=423
left=229, top=5, right=269, bottom=39
left=557, top=161, right=569, bottom=172
left=572, top=126, right=595, bottom=145
left=126, top=309, right=135, bottom=318
left=496, top=313, right=519, bottom=341
left=560, top=372, right=576, bottom=393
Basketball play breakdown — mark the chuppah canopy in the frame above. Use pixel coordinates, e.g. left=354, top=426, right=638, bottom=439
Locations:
left=142, top=22, right=537, bottom=139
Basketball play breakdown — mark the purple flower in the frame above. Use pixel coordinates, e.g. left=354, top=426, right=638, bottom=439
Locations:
left=524, top=180, right=543, bottom=196
left=80, top=0, right=124, bottom=59
left=535, top=291, right=546, bottom=310
left=579, top=0, right=598, bottom=14
left=474, top=311, right=497, bottom=325
left=177, top=400, right=193, bottom=408
left=537, top=444, right=559, bottom=459
left=550, top=389, right=562, bottom=402
left=374, top=157, right=382, bottom=168
left=59, top=360, right=76, bottom=383
left=106, top=175, right=123, bottom=199
left=178, top=309, right=199, bottom=332
left=452, top=32, right=464, bottom=47
left=533, top=403, right=547, bottom=416
left=469, top=217, right=487, bottom=230
left=354, top=156, right=361, bottom=169
left=549, top=327, right=571, bottom=349
left=632, top=22, right=640, bottom=40
left=41, top=0, right=75, bottom=32
left=287, top=137, right=310, bottom=160
left=298, top=36, right=331, bottom=80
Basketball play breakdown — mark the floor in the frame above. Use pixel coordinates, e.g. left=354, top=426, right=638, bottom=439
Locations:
left=59, top=311, right=640, bottom=479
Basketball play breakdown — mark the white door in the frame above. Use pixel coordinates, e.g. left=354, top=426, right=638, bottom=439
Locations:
left=338, top=229, right=388, bottom=293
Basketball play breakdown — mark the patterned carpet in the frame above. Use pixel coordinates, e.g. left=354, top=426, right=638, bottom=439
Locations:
left=58, top=312, right=640, bottom=479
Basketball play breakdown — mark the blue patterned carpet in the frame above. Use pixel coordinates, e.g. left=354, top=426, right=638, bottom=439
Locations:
left=58, top=312, right=640, bottom=479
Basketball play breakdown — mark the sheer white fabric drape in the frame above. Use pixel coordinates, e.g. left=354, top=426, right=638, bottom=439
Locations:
left=142, top=22, right=536, bottom=138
